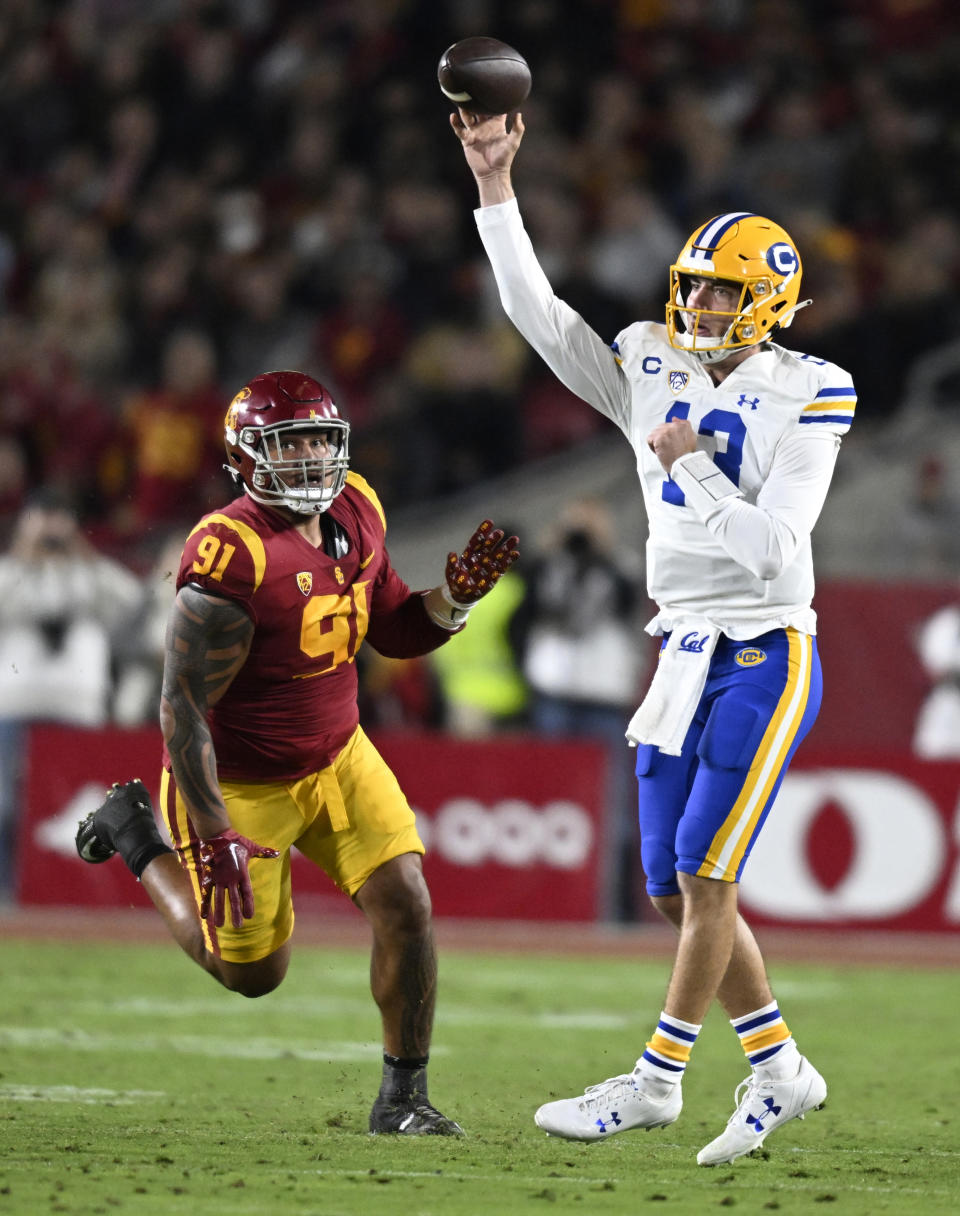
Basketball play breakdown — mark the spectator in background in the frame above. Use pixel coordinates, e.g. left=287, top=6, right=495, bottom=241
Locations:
left=515, top=499, right=645, bottom=920
left=219, top=254, right=315, bottom=392
left=112, top=530, right=186, bottom=728
left=896, top=454, right=960, bottom=578
left=403, top=264, right=528, bottom=498
left=0, top=490, right=143, bottom=894
left=114, top=328, right=227, bottom=549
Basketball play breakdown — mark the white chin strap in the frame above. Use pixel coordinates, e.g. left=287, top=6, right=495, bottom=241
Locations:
left=673, top=331, right=753, bottom=366
left=278, top=486, right=338, bottom=515
left=242, top=481, right=338, bottom=515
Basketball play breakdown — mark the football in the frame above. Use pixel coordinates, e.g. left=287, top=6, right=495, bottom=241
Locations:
left=437, top=36, right=531, bottom=116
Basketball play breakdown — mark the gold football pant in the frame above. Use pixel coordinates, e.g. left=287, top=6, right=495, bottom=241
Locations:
left=160, top=725, right=424, bottom=962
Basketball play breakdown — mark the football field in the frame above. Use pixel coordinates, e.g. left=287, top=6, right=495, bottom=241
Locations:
left=1, top=927, right=957, bottom=1215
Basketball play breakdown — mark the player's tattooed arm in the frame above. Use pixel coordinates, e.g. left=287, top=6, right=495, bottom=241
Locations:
left=160, top=584, right=254, bottom=840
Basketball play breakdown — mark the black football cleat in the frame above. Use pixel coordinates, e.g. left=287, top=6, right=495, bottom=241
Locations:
left=369, top=1094, right=465, bottom=1136
left=76, top=779, right=158, bottom=865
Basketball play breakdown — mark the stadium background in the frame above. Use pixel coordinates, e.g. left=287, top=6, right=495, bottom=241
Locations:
left=1, top=0, right=960, bottom=942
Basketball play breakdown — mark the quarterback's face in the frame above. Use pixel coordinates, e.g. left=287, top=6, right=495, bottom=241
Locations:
left=682, top=276, right=742, bottom=336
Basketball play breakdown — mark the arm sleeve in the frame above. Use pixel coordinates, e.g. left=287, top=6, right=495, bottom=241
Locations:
left=670, top=430, right=842, bottom=581
left=475, top=199, right=631, bottom=431
left=364, top=553, right=456, bottom=659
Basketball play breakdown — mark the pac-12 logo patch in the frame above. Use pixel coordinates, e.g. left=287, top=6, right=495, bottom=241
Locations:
left=669, top=370, right=689, bottom=393
left=296, top=571, right=313, bottom=596
left=735, top=648, right=767, bottom=667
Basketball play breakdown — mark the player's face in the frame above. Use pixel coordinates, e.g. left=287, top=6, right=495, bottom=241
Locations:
left=682, top=276, right=742, bottom=336
left=277, top=430, right=341, bottom=488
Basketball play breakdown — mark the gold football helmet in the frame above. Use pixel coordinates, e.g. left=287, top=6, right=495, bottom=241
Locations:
left=665, top=212, right=811, bottom=364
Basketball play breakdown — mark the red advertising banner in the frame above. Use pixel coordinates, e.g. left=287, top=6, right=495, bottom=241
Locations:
left=14, top=726, right=960, bottom=932
left=16, top=725, right=607, bottom=921
left=809, top=582, right=956, bottom=750
left=741, top=750, right=960, bottom=934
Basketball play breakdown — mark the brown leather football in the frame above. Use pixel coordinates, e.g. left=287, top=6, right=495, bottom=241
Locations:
left=438, top=36, right=531, bottom=115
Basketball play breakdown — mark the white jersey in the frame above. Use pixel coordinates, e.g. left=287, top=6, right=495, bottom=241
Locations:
left=475, top=199, right=856, bottom=640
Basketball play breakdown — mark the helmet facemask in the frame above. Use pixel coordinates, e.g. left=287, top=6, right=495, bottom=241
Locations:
left=667, top=272, right=765, bottom=365
left=230, top=419, right=350, bottom=515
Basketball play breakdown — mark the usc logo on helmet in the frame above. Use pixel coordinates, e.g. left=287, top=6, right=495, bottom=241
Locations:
left=225, top=387, right=251, bottom=431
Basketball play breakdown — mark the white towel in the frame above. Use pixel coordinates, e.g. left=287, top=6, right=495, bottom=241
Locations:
left=625, top=620, right=721, bottom=756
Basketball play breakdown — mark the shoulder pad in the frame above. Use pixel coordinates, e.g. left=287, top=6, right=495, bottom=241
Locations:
left=179, top=513, right=266, bottom=601
left=345, top=472, right=387, bottom=535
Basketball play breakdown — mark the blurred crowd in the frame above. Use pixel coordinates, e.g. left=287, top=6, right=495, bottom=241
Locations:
left=2, top=0, right=960, bottom=566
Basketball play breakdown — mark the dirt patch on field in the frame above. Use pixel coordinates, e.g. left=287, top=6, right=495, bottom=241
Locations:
left=2, top=904, right=958, bottom=968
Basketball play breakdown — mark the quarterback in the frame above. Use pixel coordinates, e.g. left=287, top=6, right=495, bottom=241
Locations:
left=453, top=110, right=853, bottom=1163
left=77, top=370, right=518, bottom=1136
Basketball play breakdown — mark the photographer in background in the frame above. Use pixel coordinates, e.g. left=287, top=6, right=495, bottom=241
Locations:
left=516, top=498, right=645, bottom=920
left=0, top=490, right=143, bottom=896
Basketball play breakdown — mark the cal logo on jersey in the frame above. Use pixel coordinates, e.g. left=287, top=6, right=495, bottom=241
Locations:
left=735, top=648, right=767, bottom=667
left=669, top=370, right=689, bottom=393
left=297, top=571, right=313, bottom=596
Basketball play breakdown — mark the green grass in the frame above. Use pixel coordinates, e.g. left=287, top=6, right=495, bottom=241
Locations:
left=1, top=937, right=958, bottom=1215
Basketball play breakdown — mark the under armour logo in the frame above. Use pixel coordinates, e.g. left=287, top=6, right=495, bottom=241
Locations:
left=594, top=1112, right=622, bottom=1134
left=679, top=632, right=709, bottom=653
left=746, top=1097, right=782, bottom=1133
left=736, top=393, right=760, bottom=410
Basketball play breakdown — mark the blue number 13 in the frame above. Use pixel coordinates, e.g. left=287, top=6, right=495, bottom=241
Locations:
left=660, top=403, right=746, bottom=506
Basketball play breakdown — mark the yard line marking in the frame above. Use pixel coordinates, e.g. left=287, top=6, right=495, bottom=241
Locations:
left=75, top=997, right=631, bottom=1030
left=0, top=1084, right=165, bottom=1105
left=0, top=1025, right=389, bottom=1062
left=538, top=1013, right=629, bottom=1029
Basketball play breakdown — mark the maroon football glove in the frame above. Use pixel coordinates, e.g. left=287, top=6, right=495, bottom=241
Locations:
left=445, top=519, right=520, bottom=604
left=198, top=829, right=279, bottom=929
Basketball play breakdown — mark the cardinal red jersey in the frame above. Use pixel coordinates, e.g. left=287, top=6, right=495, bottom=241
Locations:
left=168, top=473, right=449, bottom=781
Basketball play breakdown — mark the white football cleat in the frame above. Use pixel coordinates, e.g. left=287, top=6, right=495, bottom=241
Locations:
left=697, top=1056, right=827, bottom=1165
left=534, top=1072, right=682, bottom=1141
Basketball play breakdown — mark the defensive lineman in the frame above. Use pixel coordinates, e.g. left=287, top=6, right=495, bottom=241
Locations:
left=77, top=370, right=518, bottom=1136
left=453, top=109, right=854, bottom=1163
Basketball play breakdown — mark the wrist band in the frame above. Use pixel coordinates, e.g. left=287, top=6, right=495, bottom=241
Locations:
left=423, top=587, right=473, bottom=630
left=670, top=450, right=743, bottom=508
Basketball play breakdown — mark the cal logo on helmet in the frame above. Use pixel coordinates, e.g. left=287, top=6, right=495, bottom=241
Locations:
left=735, top=648, right=767, bottom=667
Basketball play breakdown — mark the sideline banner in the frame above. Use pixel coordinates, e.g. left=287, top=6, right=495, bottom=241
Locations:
left=16, top=725, right=607, bottom=921
left=15, top=726, right=960, bottom=930
left=739, top=750, right=960, bottom=933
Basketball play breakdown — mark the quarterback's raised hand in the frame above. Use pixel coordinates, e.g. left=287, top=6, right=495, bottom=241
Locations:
left=198, top=829, right=279, bottom=929
left=423, top=520, right=520, bottom=630
left=451, top=107, right=524, bottom=177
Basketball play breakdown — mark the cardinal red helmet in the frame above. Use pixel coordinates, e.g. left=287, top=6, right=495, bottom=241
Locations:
left=223, top=371, right=350, bottom=514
